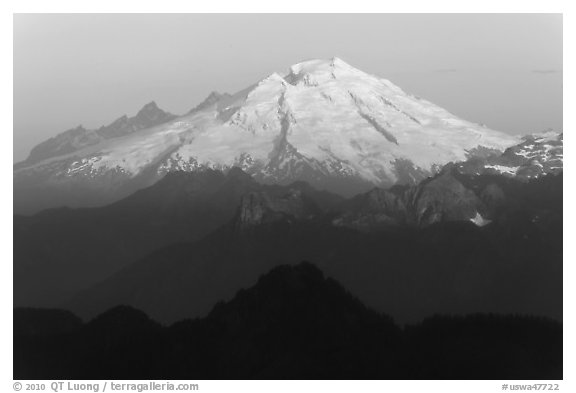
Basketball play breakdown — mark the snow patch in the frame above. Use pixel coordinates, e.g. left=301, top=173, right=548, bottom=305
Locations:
left=470, top=212, right=491, bottom=227
left=485, top=165, right=520, bottom=175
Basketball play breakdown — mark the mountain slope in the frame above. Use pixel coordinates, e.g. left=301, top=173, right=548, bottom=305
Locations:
left=68, top=172, right=562, bottom=324
left=15, top=264, right=562, bottom=379
left=14, top=57, right=519, bottom=213
left=14, top=169, right=343, bottom=308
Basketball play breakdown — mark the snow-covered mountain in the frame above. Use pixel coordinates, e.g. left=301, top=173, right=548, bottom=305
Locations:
left=14, top=57, right=520, bottom=213
left=456, top=131, right=563, bottom=180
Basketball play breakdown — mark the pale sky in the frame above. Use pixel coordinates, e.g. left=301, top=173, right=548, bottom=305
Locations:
left=13, top=13, right=562, bottom=163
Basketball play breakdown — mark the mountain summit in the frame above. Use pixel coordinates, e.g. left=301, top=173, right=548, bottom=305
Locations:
left=14, top=57, right=519, bottom=213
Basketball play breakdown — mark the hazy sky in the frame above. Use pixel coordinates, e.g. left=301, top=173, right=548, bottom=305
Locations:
left=13, top=13, right=562, bottom=162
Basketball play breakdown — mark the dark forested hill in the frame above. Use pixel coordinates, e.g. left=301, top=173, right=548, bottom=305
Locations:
left=14, top=263, right=562, bottom=380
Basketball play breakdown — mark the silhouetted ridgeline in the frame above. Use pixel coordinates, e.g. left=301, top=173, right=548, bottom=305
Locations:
left=15, top=171, right=562, bottom=325
left=14, top=263, right=562, bottom=380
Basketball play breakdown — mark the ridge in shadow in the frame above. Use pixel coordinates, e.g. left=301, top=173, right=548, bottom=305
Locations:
left=14, top=262, right=562, bottom=380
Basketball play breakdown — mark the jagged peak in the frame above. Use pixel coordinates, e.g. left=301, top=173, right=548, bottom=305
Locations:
left=137, top=101, right=163, bottom=115
left=189, top=91, right=231, bottom=114
left=132, top=101, right=176, bottom=126
left=206, top=91, right=230, bottom=101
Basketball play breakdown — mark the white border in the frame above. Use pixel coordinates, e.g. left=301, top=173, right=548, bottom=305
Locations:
left=3, top=2, right=573, bottom=392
